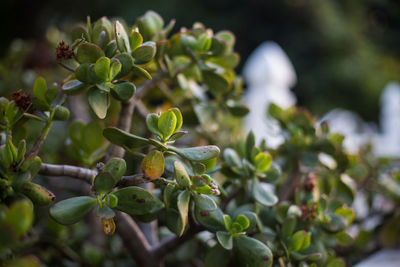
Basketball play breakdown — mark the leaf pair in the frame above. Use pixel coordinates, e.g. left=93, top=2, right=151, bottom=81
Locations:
left=146, top=108, right=183, bottom=142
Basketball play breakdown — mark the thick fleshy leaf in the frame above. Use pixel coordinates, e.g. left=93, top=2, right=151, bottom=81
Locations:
left=246, top=131, right=255, bottom=160
left=174, top=161, right=191, bottom=187
left=235, top=214, right=250, bottom=231
left=132, top=41, right=156, bottom=63
left=288, top=230, right=311, bottom=251
left=94, top=172, right=116, bottom=193
left=202, top=70, right=229, bottom=93
left=111, top=82, right=136, bottom=101
left=158, top=110, right=177, bottom=139
left=62, top=80, right=88, bottom=95
left=130, top=31, right=143, bottom=52
left=101, top=217, right=116, bottom=235
left=115, top=20, right=131, bottom=52
left=96, top=205, right=115, bottom=219
left=53, top=105, right=70, bottom=121
left=105, top=40, right=118, bottom=58
left=94, top=57, right=111, bottom=81
left=166, top=208, right=184, bottom=236
left=109, top=59, right=122, bottom=80
left=103, top=127, right=150, bottom=150
left=194, top=206, right=225, bottom=232
left=177, top=190, right=190, bottom=236
left=114, top=52, right=134, bottom=76
left=282, top=217, right=297, bottom=240
left=33, top=77, right=47, bottom=102
left=104, top=158, right=126, bottom=181
left=336, top=231, right=354, bottom=246
left=204, top=244, right=231, bottom=267
left=168, top=146, right=220, bottom=162
left=88, top=87, right=109, bottom=119
left=141, top=150, right=164, bottom=179
left=210, top=53, right=240, bottom=69
left=137, top=10, right=164, bottom=40
left=132, top=64, right=152, bottom=80
left=21, top=182, right=55, bottom=206
left=169, top=107, right=183, bottom=132
left=76, top=42, right=105, bottom=63
left=113, top=186, right=164, bottom=215
left=3, top=200, right=34, bottom=237
left=254, top=152, right=272, bottom=172
left=252, top=179, right=278, bottom=206
left=49, top=196, right=97, bottom=225
left=146, top=113, right=162, bottom=138
left=216, top=231, right=233, bottom=250
left=322, top=214, right=347, bottom=234
left=81, top=121, right=103, bottom=155
left=193, top=193, right=217, bottom=211
left=233, top=236, right=273, bottom=267
left=223, top=148, right=241, bottom=167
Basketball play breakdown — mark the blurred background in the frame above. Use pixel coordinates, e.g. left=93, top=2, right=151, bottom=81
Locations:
left=1, top=0, right=400, bottom=123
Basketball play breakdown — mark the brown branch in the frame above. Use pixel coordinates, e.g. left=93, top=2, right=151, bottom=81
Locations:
left=39, top=163, right=147, bottom=187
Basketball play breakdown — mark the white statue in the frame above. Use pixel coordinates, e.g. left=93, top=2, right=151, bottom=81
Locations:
left=243, top=42, right=297, bottom=148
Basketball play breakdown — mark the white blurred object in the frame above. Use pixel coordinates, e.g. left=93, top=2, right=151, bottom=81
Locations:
left=243, top=42, right=297, bottom=148
left=321, top=82, right=400, bottom=157
left=373, top=82, right=400, bottom=157
left=354, top=249, right=400, bottom=267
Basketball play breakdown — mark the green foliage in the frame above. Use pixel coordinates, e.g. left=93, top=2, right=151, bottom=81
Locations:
left=0, top=10, right=398, bottom=267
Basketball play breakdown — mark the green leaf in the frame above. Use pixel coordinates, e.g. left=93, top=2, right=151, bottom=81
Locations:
left=163, top=183, right=176, bottom=209
left=246, top=131, right=255, bottom=160
left=174, top=161, right=191, bottom=187
left=252, top=179, right=278, bottom=206
left=103, top=127, right=150, bottom=150
left=326, top=258, right=345, bottom=267
left=226, top=102, right=249, bottom=117
left=158, top=110, right=177, bottom=139
left=81, top=122, right=103, bottom=155
left=105, top=40, right=118, bottom=58
left=322, top=214, right=347, bottom=233
left=193, top=193, right=217, bottom=211
left=223, top=214, right=232, bottom=231
left=88, top=87, right=109, bottom=119
left=21, top=182, right=55, bottom=206
left=210, top=53, right=240, bottom=69
left=69, top=121, right=84, bottom=145
left=223, top=148, right=242, bottom=167
left=49, top=196, right=97, bottom=225
left=146, top=113, right=162, bottom=138
left=108, top=193, right=118, bottom=208
left=336, top=231, right=354, bottom=246
left=289, top=230, right=311, bottom=251
left=76, top=42, right=105, bottom=63
left=168, top=145, right=220, bottom=162
left=132, top=64, right=152, bottom=80
left=109, top=60, right=122, bottom=80
left=177, top=190, right=190, bottom=236
left=130, top=31, right=143, bottom=52
left=45, top=88, right=58, bottom=105
left=233, top=235, right=273, bottom=267
left=334, top=207, right=355, bottom=227
left=141, top=150, right=165, bottom=179
left=53, top=105, right=70, bottom=121
left=33, top=77, right=47, bottom=102
left=4, top=200, right=34, bottom=237
left=113, top=186, right=164, bottom=215
left=94, top=57, right=110, bottom=81
left=204, top=244, right=231, bottom=267
left=104, top=158, right=126, bottom=181
left=216, top=231, right=233, bottom=250
left=254, top=152, right=272, bottom=172
left=62, top=80, right=88, bottom=95
left=235, top=214, right=250, bottom=231
left=111, top=82, right=136, bottom=102
left=169, top=107, right=183, bottom=132
left=282, top=217, right=297, bottom=240
left=202, top=70, right=229, bottom=93
left=115, top=20, right=131, bottom=52
left=194, top=207, right=225, bottom=232
left=132, top=41, right=156, bottom=63
left=114, top=52, right=134, bottom=76
left=137, top=10, right=164, bottom=40
left=94, top=172, right=116, bottom=194
left=166, top=208, right=184, bottom=236
left=20, top=156, right=42, bottom=177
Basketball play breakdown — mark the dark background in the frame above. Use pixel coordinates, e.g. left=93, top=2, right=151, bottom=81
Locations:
left=2, top=0, right=400, bottom=123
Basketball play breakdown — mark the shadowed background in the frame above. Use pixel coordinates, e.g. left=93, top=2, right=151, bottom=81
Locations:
left=2, top=0, right=400, bottom=122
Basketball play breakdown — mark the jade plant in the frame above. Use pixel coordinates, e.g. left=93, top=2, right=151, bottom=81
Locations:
left=0, top=10, right=398, bottom=267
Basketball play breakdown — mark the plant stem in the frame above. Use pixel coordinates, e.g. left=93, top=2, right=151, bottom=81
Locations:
left=25, top=120, right=54, bottom=159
